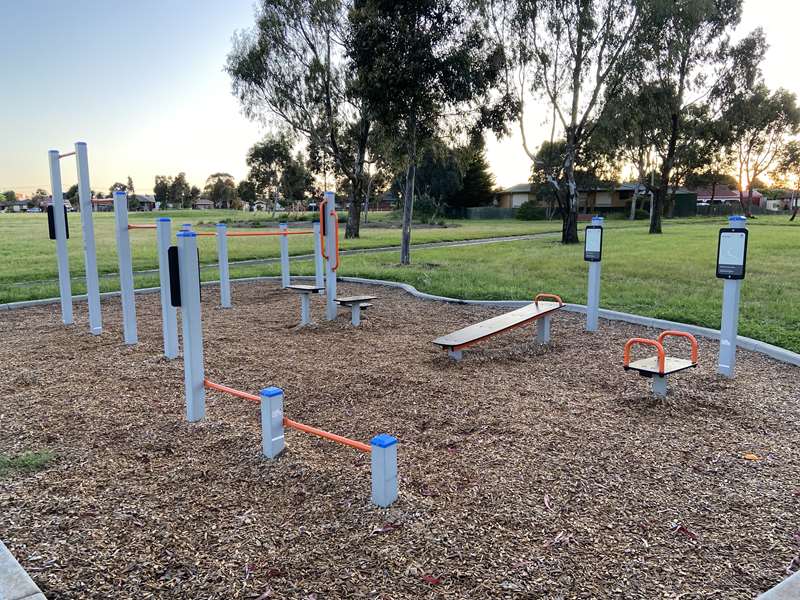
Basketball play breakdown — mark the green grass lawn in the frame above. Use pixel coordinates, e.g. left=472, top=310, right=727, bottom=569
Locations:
left=223, top=217, right=800, bottom=352
left=0, top=210, right=635, bottom=300
left=2, top=210, right=797, bottom=352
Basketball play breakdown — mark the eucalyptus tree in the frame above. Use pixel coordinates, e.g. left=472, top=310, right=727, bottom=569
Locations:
left=778, top=141, right=800, bottom=221
left=349, top=0, right=507, bottom=264
left=723, top=86, right=800, bottom=216
left=635, top=0, right=743, bottom=233
left=227, top=0, right=372, bottom=238
left=493, top=0, right=642, bottom=243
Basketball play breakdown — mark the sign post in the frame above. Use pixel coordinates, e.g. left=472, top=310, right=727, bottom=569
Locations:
left=584, top=216, right=604, bottom=331
left=717, top=215, right=748, bottom=378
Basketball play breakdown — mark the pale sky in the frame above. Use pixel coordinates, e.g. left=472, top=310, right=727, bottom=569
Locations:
left=1, top=0, right=798, bottom=197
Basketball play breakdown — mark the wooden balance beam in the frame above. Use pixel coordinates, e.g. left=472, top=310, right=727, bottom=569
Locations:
left=432, top=293, right=564, bottom=361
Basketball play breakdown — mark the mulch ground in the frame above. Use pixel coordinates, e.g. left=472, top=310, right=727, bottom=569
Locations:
left=1, top=281, right=798, bottom=599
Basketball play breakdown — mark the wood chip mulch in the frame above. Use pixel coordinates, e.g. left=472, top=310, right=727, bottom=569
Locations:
left=0, top=281, right=798, bottom=599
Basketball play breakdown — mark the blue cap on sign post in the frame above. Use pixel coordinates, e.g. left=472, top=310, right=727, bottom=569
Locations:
left=728, top=215, right=747, bottom=229
left=591, top=216, right=604, bottom=227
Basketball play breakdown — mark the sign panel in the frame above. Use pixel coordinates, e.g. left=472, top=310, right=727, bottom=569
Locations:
left=716, top=228, right=748, bottom=279
left=47, top=205, right=70, bottom=240
left=584, top=226, right=603, bottom=262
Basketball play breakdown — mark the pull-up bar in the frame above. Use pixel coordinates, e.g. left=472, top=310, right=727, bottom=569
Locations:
left=127, top=223, right=158, bottom=230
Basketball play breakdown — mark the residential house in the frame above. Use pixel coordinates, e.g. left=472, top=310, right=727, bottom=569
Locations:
left=496, top=183, right=535, bottom=209
left=193, top=198, right=214, bottom=210
left=693, top=185, right=762, bottom=206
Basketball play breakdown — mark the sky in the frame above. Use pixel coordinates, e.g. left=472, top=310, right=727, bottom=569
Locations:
left=1, top=0, right=799, bottom=197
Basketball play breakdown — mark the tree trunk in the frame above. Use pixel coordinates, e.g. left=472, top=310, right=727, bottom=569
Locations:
left=561, top=137, right=579, bottom=244
left=400, top=117, right=418, bottom=265
left=630, top=151, right=644, bottom=220
left=791, top=191, right=797, bottom=221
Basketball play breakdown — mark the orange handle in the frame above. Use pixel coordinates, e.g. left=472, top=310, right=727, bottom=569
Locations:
left=624, top=338, right=666, bottom=374
left=534, top=293, right=563, bottom=306
left=657, top=331, right=698, bottom=364
left=331, top=210, right=340, bottom=271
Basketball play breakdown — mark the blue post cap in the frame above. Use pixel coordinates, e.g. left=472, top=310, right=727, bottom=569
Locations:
left=260, top=386, right=284, bottom=398
left=157, top=217, right=171, bottom=222
left=216, top=222, right=226, bottom=227
left=279, top=222, right=287, bottom=226
left=176, top=231, right=197, bottom=238
left=371, top=433, right=398, bottom=448
left=591, top=216, right=604, bottom=226
left=729, top=215, right=747, bottom=228
left=113, top=190, right=126, bottom=197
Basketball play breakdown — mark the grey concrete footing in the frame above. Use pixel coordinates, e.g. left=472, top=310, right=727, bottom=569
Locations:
left=0, top=541, right=47, bottom=600
left=757, top=571, right=800, bottom=599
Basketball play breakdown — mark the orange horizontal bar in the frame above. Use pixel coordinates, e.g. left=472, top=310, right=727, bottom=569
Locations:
left=225, top=230, right=314, bottom=237
left=204, top=379, right=369, bottom=452
left=203, top=379, right=259, bottom=403
left=128, top=224, right=157, bottom=230
left=284, top=418, right=371, bottom=453
left=195, top=232, right=217, bottom=236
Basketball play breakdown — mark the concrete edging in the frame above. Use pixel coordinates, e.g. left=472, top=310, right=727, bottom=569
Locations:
left=1, top=275, right=798, bottom=368
left=0, top=540, right=46, bottom=600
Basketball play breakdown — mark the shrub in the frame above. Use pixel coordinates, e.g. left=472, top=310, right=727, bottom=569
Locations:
left=515, top=201, right=547, bottom=220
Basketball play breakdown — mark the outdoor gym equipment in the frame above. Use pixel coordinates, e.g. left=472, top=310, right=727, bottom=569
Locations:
left=432, top=293, right=565, bottom=361
left=335, top=296, right=377, bottom=326
left=287, top=284, right=325, bottom=325
left=48, top=143, right=102, bottom=334
left=114, top=198, right=326, bottom=353
left=623, top=331, right=698, bottom=397
left=174, top=230, right=398, bottom=507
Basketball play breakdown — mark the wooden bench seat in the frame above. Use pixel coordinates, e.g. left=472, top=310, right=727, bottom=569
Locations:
left=433, top=294, right=564, bottom=361
left=335, top=295, right=377, bottom=326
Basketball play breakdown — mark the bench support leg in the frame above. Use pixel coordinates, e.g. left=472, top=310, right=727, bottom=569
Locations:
left=300, top=293, right=311, bottom=326
left=448, top=349, right=463, bottom=361
left=536, top=315, right=551, bottom=345
left=351, top=304, right=361, bottom=326
left=652, top=375, right=667, bottom=398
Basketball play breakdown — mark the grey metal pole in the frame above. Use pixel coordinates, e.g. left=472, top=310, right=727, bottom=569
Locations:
left=718, top=216, right=746, bottom=377
left=586, top=216, right=603, bottom=331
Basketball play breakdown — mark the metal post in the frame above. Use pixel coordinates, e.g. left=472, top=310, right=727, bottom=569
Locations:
left=371, top=434, right=398, bottom=507
left=536, top=315, right=551, bottom=344
left=113, top=191, right=138, bottom=344
left=300, top=293, right=311, bottom=326
left=652, top=376, right=667, bottom=397
left=74, top=142, right=102, bottom=335
left=181, top=223, right=192, bottom=231
left=586, top=216, right=603, bottom=331
left=313, top=221, right=324, bottom=293
left=48, top=150, right=73, bottom=325
left=260, top=387, right=286, bottom=458
left=178, top=231, right=205, bottom=422
left=216, top=223, right=231, bottom=308
left=156, top=217, right=178, bottom=359
left=719, top=215, right=747, bottom=378
left=351, top=304, right=361, bottom=326
left=324, top=191, right=338, bottom=320
left=279, top=222, right=290, bottom=288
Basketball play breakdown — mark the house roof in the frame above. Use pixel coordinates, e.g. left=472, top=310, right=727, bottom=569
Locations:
left=498, top=183, right=532, bottom=194
left=693, top=185, right=761, bottom=201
